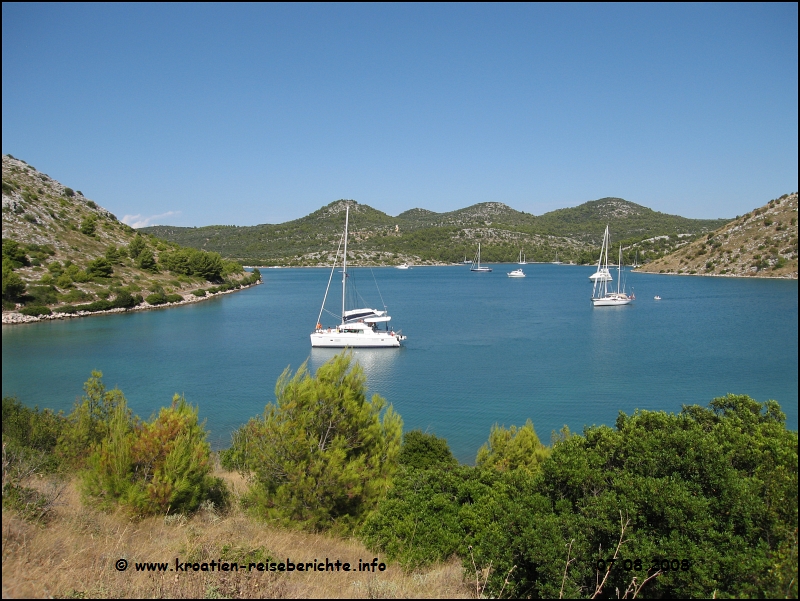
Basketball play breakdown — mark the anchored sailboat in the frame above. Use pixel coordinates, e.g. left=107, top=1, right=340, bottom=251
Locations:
left=470, top=243, right=492, bottom=272
left=591, top=226, right=633, bottom=307
left=310, top=204, right=406, bottom=347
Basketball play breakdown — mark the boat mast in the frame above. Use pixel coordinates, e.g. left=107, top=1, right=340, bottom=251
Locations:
left=341, top=204, right=349, bottom=325
left=617, top=245, right=622, bottom=294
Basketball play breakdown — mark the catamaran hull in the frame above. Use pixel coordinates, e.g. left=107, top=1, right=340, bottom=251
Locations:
left=591, top=297, right=632, bottom=306
left=310, top=332, right=402, bottom=348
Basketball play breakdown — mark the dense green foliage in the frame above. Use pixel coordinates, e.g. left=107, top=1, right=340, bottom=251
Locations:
left=398, top=430, right=458, bottom=471
left=362, top=395, right=798, bottom=598
left=222, top=352, right=402, bottom=531
left=475, top=419, right=550, bottom=474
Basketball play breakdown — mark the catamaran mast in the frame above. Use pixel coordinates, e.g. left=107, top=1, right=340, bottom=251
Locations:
left=341, top=204, right=349, bottom=325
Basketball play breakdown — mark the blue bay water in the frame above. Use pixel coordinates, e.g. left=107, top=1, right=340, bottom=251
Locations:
left=2, top=265, right=797, bottom=463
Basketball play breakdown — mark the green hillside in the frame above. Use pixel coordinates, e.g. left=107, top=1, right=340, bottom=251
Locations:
left=2, top=155, right=260, bottom=319
left=143, top=198, right=730, bottom=267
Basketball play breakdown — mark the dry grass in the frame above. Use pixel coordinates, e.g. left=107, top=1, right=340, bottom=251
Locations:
left=2, top=471, right=472, bottom=599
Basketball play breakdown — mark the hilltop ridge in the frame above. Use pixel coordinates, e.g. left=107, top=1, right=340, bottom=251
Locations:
left=143, top=197, right=729, bottom=266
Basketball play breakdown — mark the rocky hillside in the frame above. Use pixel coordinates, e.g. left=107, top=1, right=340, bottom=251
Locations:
left=144, top=198, right=729, bottom=267
left=637, top=193, right=798, bottom=278
left=2, top=155, right=259, bottom=319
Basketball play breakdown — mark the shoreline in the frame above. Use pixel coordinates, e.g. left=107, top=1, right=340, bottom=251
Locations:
left=1, top=280, right=262, bottom=326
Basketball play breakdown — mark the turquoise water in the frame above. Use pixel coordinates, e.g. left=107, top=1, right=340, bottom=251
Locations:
left=3, top=265, right=797, bottom=462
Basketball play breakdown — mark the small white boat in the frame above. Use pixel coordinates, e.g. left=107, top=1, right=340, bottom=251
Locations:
left=395, top=263, right=410, bottom=269
left=508, top=268, right=526, bottom=278
left=654, top=295, right=661, bottom=300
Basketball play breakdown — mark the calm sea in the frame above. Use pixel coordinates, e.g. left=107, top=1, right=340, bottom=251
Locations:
left=2, top=265, right=797, bottom=463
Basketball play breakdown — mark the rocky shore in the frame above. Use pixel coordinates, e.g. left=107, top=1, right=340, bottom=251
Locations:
left=2, top=280, right=261, bottom=325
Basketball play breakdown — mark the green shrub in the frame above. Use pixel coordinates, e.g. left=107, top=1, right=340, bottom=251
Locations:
left=224, top=352, right=402, bottom=532
left=63, top=187, right=75, bottom=197
left=2, top=239, right=30, bottom=267
left=145, top=292, right=167, bottom=305
left=165, top=293, right=183, bottom=303
left=2, top=264, right=27, bottom=301
left=19, top=306, right=52, bottom=316
left=398, top=430, right=458, bottom=471
left=80, top=217, right=96, bottom=236
left=192, top=289, right=207, bottom=297
left=86, top=257, right=113, bottom=278
left=55, top=371, right=129, bottom=467
left=475, top=419, right=550, bottom=474
left=81, top=394, right=227, bottom=515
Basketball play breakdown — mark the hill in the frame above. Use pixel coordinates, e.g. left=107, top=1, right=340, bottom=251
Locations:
left=2, top=155, right=260, bottom=320
left=637, top=192, right=798, bottom=278
left=143, top=198, right=729, bottom=267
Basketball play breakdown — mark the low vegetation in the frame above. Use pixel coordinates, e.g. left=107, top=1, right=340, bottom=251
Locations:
left=3, top=352, right=797, bottom=598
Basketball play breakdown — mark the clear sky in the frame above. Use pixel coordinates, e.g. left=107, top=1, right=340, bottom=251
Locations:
left=2, top=3, right=797, bottom=227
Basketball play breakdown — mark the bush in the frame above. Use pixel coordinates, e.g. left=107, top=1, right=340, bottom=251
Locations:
left=475, top=419, right=550, bottom=474
left=55, top=371, right=129, bottom=467
left=398, top=430, right=458, bottom=471
left=165, top=293, right=183, bottom=303
left=145, top=292, right=167, bottom=305
left=86, top=257, right=113, bottom=278
left=19, top=306, right=51, bottom=316
left=80, top=217, right=96, bottom=236
left=81, top=394, right=227, bottom=515
left=63, top=187, right=75, bottom=197
left=2, top=264, right=26, bottom=301
left=223, top=352, right=402, bottom=531
left=192, top=289, right=207, bottom=297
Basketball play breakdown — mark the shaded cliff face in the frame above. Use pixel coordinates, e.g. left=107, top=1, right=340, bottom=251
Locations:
left=637, top=193, right=798, bottom=278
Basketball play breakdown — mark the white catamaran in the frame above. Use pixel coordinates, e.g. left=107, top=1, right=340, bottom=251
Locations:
left=591, top=225, right=633, bottom=307
left=310, top=204, right=406, bottom=347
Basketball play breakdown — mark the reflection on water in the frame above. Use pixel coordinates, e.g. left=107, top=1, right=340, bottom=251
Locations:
left=309, top=347, right=400, bottom=390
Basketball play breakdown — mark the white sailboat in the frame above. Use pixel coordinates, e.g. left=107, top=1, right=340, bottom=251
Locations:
left=588, top=227, right=613, bottom=281
left=470, top=243, right=492, bottom=272
left=518, top=249, right=527, bottom=265
left=591, top=226, right=633, bottom=307
left=311, top=204, right=406, bottom=347
left=552, top=250, right=562, bottom=265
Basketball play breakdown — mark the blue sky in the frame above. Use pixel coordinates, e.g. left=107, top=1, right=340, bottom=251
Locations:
left=2, top=3, right=797, bottom=227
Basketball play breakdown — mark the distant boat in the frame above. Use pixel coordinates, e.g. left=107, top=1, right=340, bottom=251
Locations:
left=552, top=250, right=562, bottom=265
left=518, top=249, right=527, bottom=265
left=395, top=263, right=410, bottom=269
left=591, top=226, right=633, bottom=307
left=632, top=250, right=640, bottom=269
left=470, top=243, right=492, bottom=272
left=463, top=255, right=473, bottom=264
left=654, top=295, right=661, bottom=301
left=508, top=268, right=526, bottom=278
